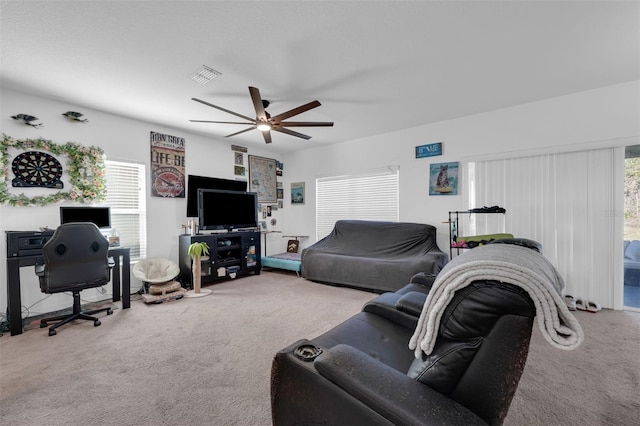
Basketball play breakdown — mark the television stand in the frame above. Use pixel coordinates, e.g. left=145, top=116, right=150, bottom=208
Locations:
left=178, top=230, right=261, bottom=288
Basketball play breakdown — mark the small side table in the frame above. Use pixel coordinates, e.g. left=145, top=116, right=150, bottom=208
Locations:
left=262, top=230, right=282, bottom=256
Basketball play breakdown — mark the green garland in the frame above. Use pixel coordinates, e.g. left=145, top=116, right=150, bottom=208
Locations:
left=1, top=134, right=107, bottom=206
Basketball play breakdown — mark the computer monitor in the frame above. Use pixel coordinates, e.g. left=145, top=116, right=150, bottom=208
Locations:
left=59, top=206, right=111, bottom=229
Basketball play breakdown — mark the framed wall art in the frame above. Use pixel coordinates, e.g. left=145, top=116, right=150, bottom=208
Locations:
left=248, top=155, right=277, bottom=203
left=429, top=161, right=459, bottom=196
left=291, top=181, right=305, bottom=204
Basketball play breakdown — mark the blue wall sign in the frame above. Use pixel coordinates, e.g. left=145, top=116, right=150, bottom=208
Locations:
left=415, top=142, right=443, bottom=158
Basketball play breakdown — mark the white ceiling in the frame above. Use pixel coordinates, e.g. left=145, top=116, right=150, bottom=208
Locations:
left=1, top=1, right=638, bottom=154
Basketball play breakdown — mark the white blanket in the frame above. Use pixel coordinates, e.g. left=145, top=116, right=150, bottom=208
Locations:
left=409, top=244, right=584, bottom=358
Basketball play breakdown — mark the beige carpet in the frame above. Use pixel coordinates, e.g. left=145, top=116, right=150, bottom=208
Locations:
left=0, top=271, right=638, bottom=425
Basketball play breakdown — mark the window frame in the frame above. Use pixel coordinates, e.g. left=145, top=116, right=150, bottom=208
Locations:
left=104, top=159, right=147, bottom=260
left=315, top=166, right=399, bottom=240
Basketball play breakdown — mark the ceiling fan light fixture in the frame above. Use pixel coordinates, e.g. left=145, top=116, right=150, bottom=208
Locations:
left=189, top=86, right=333, bottom=143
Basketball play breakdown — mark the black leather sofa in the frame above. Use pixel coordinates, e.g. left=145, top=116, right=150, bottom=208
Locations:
left=301, top=220, right=449, bottom=293
left=272, top=240, right=547, bottom=425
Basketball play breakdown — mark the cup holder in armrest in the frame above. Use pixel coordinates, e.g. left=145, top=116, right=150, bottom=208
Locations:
left=294, top=344, right=323, bottom=362
left=395, top=291, right=428, bottom=316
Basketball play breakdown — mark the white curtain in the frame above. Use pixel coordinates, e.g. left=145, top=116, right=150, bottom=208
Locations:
left=467, top=147, right=624, bottom=309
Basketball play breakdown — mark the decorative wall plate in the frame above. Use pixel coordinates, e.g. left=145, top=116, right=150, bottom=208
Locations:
left=11, top=150, right=63, bottom=189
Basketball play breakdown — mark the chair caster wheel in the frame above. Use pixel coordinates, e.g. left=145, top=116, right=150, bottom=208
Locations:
left=49, top=329, right=56, bottom=336
left=94, top=319, right=101, bottom=327
left=107, top=309, right=113, bottom=315
left=40, top=322, right=48, bottom=328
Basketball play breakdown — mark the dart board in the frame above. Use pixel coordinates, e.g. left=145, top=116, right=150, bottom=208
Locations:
left=11, top=151, right=64, bottom=189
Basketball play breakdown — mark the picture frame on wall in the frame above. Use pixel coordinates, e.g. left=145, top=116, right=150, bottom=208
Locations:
left=235, top=152, right=244, bottom=165
left=248, top=155, right=277, bottom=203
left=429, top=161, right=459, bottom=195
left=291, top=182, right=305, bottom=204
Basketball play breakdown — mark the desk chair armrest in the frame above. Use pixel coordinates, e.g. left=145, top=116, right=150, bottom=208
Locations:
left=35, top=264, right=45, bottom=277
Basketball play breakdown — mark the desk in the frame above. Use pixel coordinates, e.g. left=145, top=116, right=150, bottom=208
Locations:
left=6, top=246, right=130, bottom=336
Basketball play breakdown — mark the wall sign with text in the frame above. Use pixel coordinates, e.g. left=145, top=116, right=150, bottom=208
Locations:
left=415, top=142, right=443, bottom=158
left=150, top=131, right=185, bottom=198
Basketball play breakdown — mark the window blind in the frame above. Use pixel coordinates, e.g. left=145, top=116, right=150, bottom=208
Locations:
left=316, top=167, right=399, bottom=240
left=105, top=160, right=147, bottom=259
left=467, top=147, right=622, bottom=309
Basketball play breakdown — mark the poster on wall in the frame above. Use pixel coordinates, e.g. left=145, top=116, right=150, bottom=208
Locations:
left=291, top=182, right=305, bottom=204
left=248, top=155, right=277, bottom=203
left=150, top=131, right=185, bottom=198
left=429, top=161, right=459, bottom=195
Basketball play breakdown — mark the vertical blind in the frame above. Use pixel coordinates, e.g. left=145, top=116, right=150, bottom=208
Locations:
left=316, top=167, right=399, bottom=240
left=105, top=160, right=147, bottom=259
left=467, top=147, right=622, bottom=308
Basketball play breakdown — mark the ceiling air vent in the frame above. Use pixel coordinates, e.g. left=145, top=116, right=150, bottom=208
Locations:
left=191, top=65, right=221, bottom=85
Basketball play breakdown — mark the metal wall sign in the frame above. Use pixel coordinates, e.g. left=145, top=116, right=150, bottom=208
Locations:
left=150, top=131, right=185, bottom=198
left=415, top=142, right=443, bottom=158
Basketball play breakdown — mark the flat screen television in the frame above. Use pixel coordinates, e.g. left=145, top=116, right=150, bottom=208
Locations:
left=186, top=175, right=247, bottom=217
left=60, top=206, right=111, bottom=229
left=198, top=189, right=258, bottom=231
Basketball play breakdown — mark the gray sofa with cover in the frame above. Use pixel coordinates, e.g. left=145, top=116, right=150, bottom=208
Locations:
left=301, top=220, right=448, bottom=292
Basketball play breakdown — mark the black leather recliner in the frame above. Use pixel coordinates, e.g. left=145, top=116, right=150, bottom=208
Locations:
left=271, top=240, right=542, bottom=425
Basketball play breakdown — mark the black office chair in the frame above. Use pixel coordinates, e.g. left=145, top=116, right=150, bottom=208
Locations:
left=35, top=222, right=114, bottom=336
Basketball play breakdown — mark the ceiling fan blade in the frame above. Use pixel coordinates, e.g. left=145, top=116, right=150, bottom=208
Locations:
left=191, top=97, right=255, bottom=122
left=272, top=127, right=312, bottom=140
left=225, top=126, right=256, bottom=138
left=248, top=86, right=268, bottom=121
left=277, top=121, right=334, bottom=127
left=270, top=100, right=321, bottom=122
left=261, top=130, right=272, bottom=144
left=189, top=120, right=255, bottom=125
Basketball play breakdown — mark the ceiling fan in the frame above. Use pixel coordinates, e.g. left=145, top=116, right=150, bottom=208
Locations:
left=190, top=86, right=333, bottom=144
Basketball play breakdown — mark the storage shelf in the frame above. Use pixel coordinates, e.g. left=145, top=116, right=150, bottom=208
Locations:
left=179, top=230, right=261, bottom=287
left=448, top=209, right=507, bottom=258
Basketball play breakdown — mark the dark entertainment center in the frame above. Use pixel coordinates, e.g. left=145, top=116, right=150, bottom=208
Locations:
left=178, top=231, right=261, bottom=287
left=179, top=174, right=261, bottom=287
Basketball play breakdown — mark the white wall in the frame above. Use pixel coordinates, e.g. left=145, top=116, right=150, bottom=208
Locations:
left=282, top=80, right=640, bottom=253
left=0, top=88, right=280, bottom=315
left=2, top=80, right=638, bottom=316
